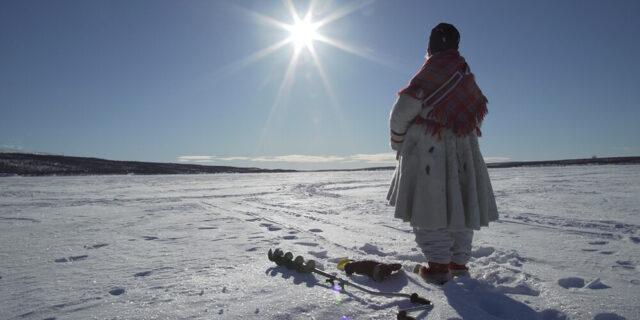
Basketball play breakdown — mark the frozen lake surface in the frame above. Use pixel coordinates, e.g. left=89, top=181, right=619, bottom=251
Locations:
left=1, top=165, right=639, bottom=319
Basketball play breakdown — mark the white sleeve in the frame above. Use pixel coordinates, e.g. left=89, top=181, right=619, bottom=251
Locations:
left=389, top=94, right=423, bottom=151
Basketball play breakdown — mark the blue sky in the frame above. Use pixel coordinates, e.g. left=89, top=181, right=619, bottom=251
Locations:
left=1, top=0, right=639, bottom=170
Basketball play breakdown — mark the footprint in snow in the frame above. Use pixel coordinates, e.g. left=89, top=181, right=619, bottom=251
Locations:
left=308, top=250, right=328, bottom=259
left=594, top=312, right=626, bottom=320
left=282, top=235, right=297, bottom=240
left=84, top=243, right=109, bottom=249
left=585, top=278, right=611, bottom=289
left=613, top=260, right=635, bottom=270
left=472, top=247, right=495, bottom=258
left=629, top=236, right=640, bottom=244
left=495, top=283, right=540, bottom=296
left=109, top=288, right=125, bottom=296
left=134, top=271, right=152, bottom=277
left=295, top=242, right=319, bottom=247
left=558, top=277, right=610, bottom=289
left=557, top=277, right=585, bottom=289
left=359, top=243, right=388, bottom=256
left=54, top=255, right=88, bottom=263
left=260, top=223, right=282, bottom=232
left=142, top=236, right=158, bottom=241
left=589, top=241, right=608, bottom=245
left=308, top=228, right=323, bottom=233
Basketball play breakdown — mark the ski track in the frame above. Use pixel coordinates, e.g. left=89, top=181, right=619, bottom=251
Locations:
left=0, top=167, right=639, bottom=319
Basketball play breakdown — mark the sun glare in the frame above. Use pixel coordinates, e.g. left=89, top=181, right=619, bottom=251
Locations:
left=230, top=0, right=382, bottom=144
left=287, top=16, right=318, bottom=50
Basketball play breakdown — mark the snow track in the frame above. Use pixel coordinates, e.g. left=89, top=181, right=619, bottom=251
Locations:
left=0, top=166, right=639, bottom=319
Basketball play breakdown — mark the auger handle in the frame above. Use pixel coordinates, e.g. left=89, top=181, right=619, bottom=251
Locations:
left=268, top=248, right=432, bottom=307
left=397, top=310, right=416, bottom=320
left=410, top=293, right=432, bottom=305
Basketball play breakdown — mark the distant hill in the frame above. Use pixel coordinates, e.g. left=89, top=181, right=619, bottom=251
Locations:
left=0, top=153, right=294, bottom=176
left=485, top=156, right=640, bottom=168
left=0, top=153, right=638, bottom=176
left=317, top=156, right=640, bottom=172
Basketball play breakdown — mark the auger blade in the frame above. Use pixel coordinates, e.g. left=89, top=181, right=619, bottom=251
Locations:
left=283, top=252, right=293, bottom=261
left=293, top=255, right=305, bottom=272
left=268, top=249, right=276, bottom=262
left=269, top=248, right=287, bottom=266
left=282, top=252, right=295, bottom=269
left=301, top=259, right=316, bottom=273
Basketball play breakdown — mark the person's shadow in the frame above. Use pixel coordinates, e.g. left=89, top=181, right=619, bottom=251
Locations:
left=441, top=278, right=566, bottom=320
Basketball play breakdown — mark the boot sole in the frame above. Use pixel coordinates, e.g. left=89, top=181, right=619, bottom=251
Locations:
left=413, top=264, right=451, bottom=285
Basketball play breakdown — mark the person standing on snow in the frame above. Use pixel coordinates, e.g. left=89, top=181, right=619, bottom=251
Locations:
left=387, top=23, right=499, bottom=284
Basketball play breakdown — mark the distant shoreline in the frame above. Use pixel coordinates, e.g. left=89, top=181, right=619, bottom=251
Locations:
left=485, top=157, right=640, bottom=169
left=0, top=153, right=638, bottom=176
left=312, top=156, right=640, bottom=172
left=0, top=153, right=293, bottom=176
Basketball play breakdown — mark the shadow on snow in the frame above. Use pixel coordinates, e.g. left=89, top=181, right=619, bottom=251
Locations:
left=443, top=278, right=567, bottom=320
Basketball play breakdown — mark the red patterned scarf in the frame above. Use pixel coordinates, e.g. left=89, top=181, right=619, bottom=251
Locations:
left=398, top=49, right=488, bottom=138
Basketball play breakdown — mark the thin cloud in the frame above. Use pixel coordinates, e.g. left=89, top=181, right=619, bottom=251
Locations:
left=252, top=155, right=346, bottom=163
left=484, top=157, right=511, bottom=163
left=178, top=153, right=511, bottom=165
left=348, top=153, right=396, bottom=164
left=0, top=145, right=24, bottom=152
left=217, top=156, right=251, bottom=161
left=177, top=156, right=216, bottom=162
left=176, top=153, right=396, bottom=164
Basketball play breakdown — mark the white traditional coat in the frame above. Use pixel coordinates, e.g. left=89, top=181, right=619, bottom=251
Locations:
left=387, top=94, right=498, bottom=230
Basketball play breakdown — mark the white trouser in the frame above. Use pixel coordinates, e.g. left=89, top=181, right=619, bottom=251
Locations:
left=413, top=228, right=474, bottom=265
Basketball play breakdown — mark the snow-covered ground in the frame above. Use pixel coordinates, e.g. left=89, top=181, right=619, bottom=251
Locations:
left=1, top=165, right=639, bottom=319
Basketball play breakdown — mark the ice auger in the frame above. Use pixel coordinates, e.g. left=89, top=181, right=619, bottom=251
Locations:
left=267, top=248, right=433, bottom=319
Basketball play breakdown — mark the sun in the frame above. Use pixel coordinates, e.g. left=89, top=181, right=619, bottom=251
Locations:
left=287, top=15, right=319, bottom=50
left=228, top=0, right=384, bottom=128
left=227, top=0, right=386, bottom=149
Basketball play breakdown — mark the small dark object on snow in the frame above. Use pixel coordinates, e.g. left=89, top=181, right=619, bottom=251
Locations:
left=268, top=248, right=432, bottom=319
left=344, top=260, right=402, bottom=282
left=109, top=288, right=125, bottom=296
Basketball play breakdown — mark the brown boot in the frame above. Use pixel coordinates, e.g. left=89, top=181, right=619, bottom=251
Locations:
left=414, top=262, right=450, bottom=284
left=448, top=261, right=470, bottom=278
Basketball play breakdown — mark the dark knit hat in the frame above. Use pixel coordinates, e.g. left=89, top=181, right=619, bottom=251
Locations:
left=428, top=23, right=460, bottom=55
